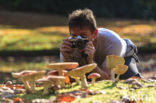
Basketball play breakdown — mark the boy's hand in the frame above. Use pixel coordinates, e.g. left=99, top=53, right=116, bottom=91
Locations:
left=60, top=38, right=72, bottom=61
left=84, top=41, right=95, bottom=63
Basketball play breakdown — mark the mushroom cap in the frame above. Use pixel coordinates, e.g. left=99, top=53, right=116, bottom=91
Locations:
left=29, top=70, right=46, bottom=80
left=12, top=70, right=46, bottom=81
left=47, top=70, right=68, bottom=76
left=12, top=70, right=36, bottom=78
left=47, top=75, right=65, bottom=81
left=46, top=62, right=78, bottom=70
left=66, top=63, right=97, bottom=77
left=113, top=64, right=128, bottom=75
left=36, top=76, right=49, bottom=83
left=88, top=73, right=101, bottom=79
left=106, top=55, right=125, bottom=69
left=36, top=75, right=65, bottom=83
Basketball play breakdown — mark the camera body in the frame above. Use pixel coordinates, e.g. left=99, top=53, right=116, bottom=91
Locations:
left=69, top=35, right=89, bottom=49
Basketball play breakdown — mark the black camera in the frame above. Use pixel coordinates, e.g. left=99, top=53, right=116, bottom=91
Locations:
left=69, top=35, right=89, bottom=49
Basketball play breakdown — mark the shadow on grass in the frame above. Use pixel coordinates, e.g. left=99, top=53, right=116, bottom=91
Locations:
left=0, top=48, right=60, bottom=56
left=138, top=43, right=156, bottom=54
left=102, top=82, right=115, bottom=89
left=19, top=90, right=56, bottom=102
left=0, top=72, right=12, bottom=84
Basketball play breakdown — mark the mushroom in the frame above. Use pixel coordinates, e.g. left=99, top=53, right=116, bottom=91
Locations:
left=66, top=63, right=97, bottom=88
left=12, top=70, right=35, bottom=92
left=106, top=55, right=125, bottom=81
left=48, top=70, right=70, bottom=85
left=12, top=70, right=46, bottom=93
left=113, top=64, right=128, bottom=82
left=36, top=75, right=65, bottom=95
left=88, top=73, right=101, bottom=86
left=46, top=62, right=78, bottom=75
left=46, top=62, right=78, bottom=88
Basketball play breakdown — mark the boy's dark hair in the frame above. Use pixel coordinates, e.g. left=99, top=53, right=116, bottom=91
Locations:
left=68, top=8, right=97, bottom=34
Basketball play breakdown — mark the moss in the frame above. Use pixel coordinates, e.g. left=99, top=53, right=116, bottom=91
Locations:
left=14, top=80, right=156, bottom=103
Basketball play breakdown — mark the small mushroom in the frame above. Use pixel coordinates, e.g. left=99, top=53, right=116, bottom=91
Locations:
left=106, top=55, right=125, bottom=81
left=12, top=70, right=46, bottom=93
left=88, top=73, right=101, bottom=86
left=47, top=70, right=70, bottom=85
left=46, top=62, right=78, bottom=88
left=12, top=70, right=35, bottom=92
left=36, top=75, right=65, bottom=95
left=113, top=64, right=128, bottom=82
left=66, top=63, right=97, bottom=88
left=28, top=70, right=46, bottom=93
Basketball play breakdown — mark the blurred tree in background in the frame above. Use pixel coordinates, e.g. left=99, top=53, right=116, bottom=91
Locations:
left=0, top=0, right=156, bottom=19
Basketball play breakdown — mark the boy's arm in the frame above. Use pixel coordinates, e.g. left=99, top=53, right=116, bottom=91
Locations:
left=89, top=60, right=110, bottom=80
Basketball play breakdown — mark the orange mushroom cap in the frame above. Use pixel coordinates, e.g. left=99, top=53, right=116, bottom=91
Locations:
left=46, top=62, right=78, bottom=69
left=88, top=73, right=101, bottom=79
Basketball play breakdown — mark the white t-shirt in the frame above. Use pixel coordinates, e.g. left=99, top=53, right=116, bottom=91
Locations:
left=60, top=28, right=127, bottom=69
left=94, top=28, right=127, bottom=70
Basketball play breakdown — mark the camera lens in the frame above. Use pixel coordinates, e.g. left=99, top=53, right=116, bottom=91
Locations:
left=76, top=39, right=85, bottom=49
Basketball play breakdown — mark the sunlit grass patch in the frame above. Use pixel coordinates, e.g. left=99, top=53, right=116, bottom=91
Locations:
left=0, top=22, right=156, bottom=51
left=0, top=29, right=67, bottom=51
left=120, top=24, right=154, bottom=36
left=35, top=26, right=69, bottom=34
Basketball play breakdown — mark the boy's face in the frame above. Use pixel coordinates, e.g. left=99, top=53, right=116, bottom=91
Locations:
left=70, top=26, right=94, bottom=41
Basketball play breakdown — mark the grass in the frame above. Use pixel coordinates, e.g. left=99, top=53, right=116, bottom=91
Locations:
left=0, top=11, right=156, bottom=51
left=0, top=24, right=156, bottom=52
left=11, top=80, right=156, bottom=103
left=0, top=11, right=156, bottom=73
left=0, top=27, right=67, bottom=51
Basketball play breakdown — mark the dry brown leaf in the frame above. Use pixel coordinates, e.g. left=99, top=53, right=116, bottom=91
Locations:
left=65, top=76, right=70, bottom=84
left=57, top=94, right=75, bottom=102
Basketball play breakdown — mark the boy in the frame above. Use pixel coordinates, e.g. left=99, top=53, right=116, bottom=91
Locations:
left=60, top=8, right=141, bottom=80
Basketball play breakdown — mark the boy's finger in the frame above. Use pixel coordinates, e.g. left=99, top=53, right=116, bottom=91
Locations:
left=63, top=40, right=72, bottom=46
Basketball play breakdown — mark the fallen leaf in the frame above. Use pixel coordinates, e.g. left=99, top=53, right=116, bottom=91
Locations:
left=6, top=84, right=14, bottom=89
left=57, top=94, right=75, bottom=102
left=14, top=85, right=24, bottom=89
left=65, top=76, right=70, bottom=84
left=1, top=97, right=13, bottom=103
left=13, top=97, right=24, bottom=103
left=146, top=84, right=156, bottom=87
left=131, top=76, right=137, bottom=79
left=117, top=86, right=127, bottom=90
left=0, top=84, right=4, bottom=88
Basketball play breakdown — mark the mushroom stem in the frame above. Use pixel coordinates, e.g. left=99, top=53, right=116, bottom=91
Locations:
left=80, top=75, right=88, bottom=88
left=58, top=69, right=65, bottom=88
left=58, top=69, right=63, bottom=76
left=91, top=78, right=96, bottom=86
left=43, top=83, right=50, bottom=95
left=115, top=74, right=120, bottom=82
left=23, top=80, right=31, bottom=91
left=30, top=81, right=36, bottom=93
left=111, top=70, right=115, bottom=82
